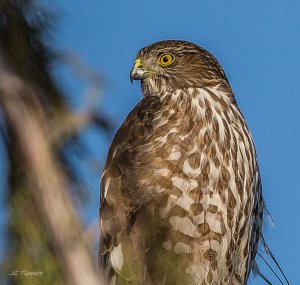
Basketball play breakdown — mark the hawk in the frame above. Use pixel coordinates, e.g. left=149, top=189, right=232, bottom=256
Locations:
left=99, top=40, right=264, bottom=285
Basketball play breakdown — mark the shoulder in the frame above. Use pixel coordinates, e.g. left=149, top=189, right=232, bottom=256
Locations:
left=126, top=96, right=162, bottom=123
left=107, top=96, right=161, bottom=153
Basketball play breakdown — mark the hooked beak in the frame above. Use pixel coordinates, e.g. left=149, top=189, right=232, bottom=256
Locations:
left=130, top=58, right=146, bottom=84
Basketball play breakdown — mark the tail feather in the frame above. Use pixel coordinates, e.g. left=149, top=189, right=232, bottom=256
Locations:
left=261, top=236, right=290, bottom=285
left=254, top=236, right=290, bottom=285
left=253, top=261, right=273, bottom=285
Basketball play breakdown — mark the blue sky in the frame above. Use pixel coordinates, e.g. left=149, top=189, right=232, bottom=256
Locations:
left=16, top=0, right=300, bottom=283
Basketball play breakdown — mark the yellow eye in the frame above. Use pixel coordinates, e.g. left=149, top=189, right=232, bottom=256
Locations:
left=158, top=53, right=175, bottom=66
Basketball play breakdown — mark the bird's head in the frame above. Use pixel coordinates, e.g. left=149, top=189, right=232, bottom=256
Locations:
left=130, top=40, right=228, bottom=96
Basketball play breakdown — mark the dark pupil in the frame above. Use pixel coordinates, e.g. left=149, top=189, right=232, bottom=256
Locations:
left=163, top=56, right=169, bottom=63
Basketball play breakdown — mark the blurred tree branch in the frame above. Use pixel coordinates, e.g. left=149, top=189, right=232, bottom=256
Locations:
left=50, top=112, right=112, bottom=148
left=0, top=1, right=110, bottom=284
left=0, top=64, right=103, bottom=285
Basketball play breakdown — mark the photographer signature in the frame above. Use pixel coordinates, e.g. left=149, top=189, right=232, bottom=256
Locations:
left=9, top=270, right=43, bottom=277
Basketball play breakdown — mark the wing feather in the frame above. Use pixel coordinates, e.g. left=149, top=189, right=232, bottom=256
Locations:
left=99, top=96, right=162, bottom=283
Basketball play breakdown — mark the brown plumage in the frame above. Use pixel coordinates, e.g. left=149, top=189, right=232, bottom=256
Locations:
left=99, top=40, right=264, bottom=285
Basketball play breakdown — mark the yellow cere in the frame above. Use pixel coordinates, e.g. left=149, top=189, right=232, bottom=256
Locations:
left=134, top=58, right=143, bottom=69
left=158, top=53, right=175, bottom=66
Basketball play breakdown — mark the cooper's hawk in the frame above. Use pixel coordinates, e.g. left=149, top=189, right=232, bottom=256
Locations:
left=99, top=40, right=264, bottom=285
